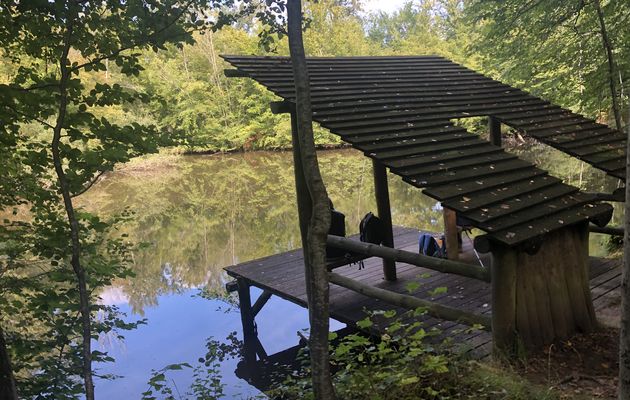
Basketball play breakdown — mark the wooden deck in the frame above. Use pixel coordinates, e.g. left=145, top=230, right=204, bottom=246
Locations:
left=225, top=226, right=622, bottom=358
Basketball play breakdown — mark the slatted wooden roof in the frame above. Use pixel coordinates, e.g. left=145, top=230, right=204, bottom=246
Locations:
left=222, top=55, right=615, bottom=252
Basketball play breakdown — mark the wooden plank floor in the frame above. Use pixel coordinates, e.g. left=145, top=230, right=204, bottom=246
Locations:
left=225, top=226, right=622, bottom=358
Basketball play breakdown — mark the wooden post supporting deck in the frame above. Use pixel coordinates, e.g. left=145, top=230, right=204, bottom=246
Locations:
left=236, top=278, right=258, bottom=364
left=372, top=159, right=396, bottom=281
left=489, top=116, right=501, bottom=147
left=443, top=207, right=459, bottom=261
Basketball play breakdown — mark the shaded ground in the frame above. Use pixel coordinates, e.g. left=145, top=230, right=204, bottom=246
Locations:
left=515, top=289, right=621, bottom=399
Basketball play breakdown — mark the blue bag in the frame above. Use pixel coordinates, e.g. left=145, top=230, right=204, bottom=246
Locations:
left=419, top=233, right=446, bottom=258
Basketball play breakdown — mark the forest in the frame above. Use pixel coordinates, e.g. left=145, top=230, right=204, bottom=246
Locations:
left=1, top=0, right=630, bottom=399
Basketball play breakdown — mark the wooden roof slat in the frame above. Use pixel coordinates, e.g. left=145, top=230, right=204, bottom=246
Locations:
left=524, top=121, right=602, bottom=136
left=587, top=151, right=626, bottom=164
left=347, top=124, right=464, bottom=144
left=462, top=184, right=580, bottom=224
left=597, top=156, right=627, bottom=172
left=359, top=131, right=473, bottom=152
left=441, top=175, right=562, bottom=213
left=397, top=152, right=518, bottom=176
left=336, top=120, right=458, bottom=137
left=476, top=192, right=598, bottom=232
left=273, top=82, right=510, bottom=99
left=561, top=133, right=625, bottom=149
left=312, top=93, right=534, bottom=117
left=308, top=87, right=522, bottom=104
left=545, top=127, right=615, bottom=145
left=321, top=100, right=548, bottom=128
left=405, top=159, right=534, bottom=187
left=372, top=137, right=487, bottom=161
left=479, top=202, right=612, bottom=247
left=251, top=71, right=485, bottom=83
left=570, top=142, right=626, bottom=158
left=422, top=168, right=548, bottom=200
left=387, top=147, right=504, bottom=170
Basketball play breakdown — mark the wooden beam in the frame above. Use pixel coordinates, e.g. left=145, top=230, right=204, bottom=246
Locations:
left=585, top=188, right=625, bottom=202
left=589, top=224, right=624, bottom=236
left=489, top=116, right=501, bottom=146
left=270, top=100, right=293, bottom=114
left=443, top=207, right=459, bottom=261
left=326, top=235, right=490, bottom=282
left=252, top=290, right=273, bottom=317
left=224, top=69, right=248, bottom=77
left=329, top=272, right=491, bottom=329
left=236, top=278, right=258, bottom=363
left=372, top=159, right=396, bottom=281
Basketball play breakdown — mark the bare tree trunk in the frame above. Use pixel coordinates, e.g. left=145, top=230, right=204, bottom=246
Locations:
left=286, top=1, right=335, bottom=399
left=52, top=21, right=95, bottom=400
left=0, top=325, right=17, bottom=400
left=620, top=90, right=630, bottom=400
left=593, top=0, right=622, bottom=130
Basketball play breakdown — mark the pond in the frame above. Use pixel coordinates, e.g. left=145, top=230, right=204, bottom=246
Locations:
left=78, top=144, right=622, bottom=398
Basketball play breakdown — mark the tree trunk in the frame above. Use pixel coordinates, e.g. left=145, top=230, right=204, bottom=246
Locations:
left=619, top=87, right=630, bottom=399
left=492, top=225, right=596, bottom=357
left=593, top=0, right=622, bottom=130
left=52, top=21, right=95, bottom=400
left=286, top=1, right=336, bottom=399
left=0, top=325, right=17, bottom=400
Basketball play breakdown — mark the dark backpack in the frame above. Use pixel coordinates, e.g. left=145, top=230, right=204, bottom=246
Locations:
left=419, top=233, right=446, bottom=258
left=326, top=209, right=347, bottom=259
left=360, top=212, right=384, bottom=245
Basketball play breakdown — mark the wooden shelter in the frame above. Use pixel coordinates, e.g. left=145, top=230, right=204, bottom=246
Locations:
left=223, top=55, right=620, bottom=357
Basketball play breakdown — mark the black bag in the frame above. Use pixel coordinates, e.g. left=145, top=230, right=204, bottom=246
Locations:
left=326, top=208, right=347, bottom=258
left=359, top=212, right=384, bottom=245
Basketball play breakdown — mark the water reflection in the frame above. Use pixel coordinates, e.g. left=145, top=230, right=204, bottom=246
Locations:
left=80, top=145, right=621, bottom=397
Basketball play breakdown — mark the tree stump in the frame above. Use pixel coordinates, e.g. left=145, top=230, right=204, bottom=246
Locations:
left=491, top=223, right=596, bottom=356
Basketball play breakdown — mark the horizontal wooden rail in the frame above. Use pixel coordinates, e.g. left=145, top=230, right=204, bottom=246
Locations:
left=585, top=188, right=625, bottom=202
left=329, top=272, right=491, bottom=330
left=589, top=224, right=624, bottom=236
left=327, top=235, right=490, bottom=282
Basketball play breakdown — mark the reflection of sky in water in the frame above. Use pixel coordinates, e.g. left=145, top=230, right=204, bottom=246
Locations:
left=83, top=147, right=620, bottom=397
left=96, top=286, right=344, bottom=398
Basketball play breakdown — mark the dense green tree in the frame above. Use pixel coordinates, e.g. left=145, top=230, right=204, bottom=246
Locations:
left=0, top=1, right=238, bottom=398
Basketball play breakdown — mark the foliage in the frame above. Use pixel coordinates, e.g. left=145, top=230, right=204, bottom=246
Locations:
left=0, top=0, right=240, bottom=398
left=463, top=0, right=630, bottom=126
left=269, top=309, right=556, bottom=400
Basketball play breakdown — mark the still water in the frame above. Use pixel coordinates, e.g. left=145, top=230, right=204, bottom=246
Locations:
left=79, top=145, right=621, bottom=398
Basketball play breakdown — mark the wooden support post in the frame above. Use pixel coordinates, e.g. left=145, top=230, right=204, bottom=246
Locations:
left=443, top=207, right=459, bottom=261
left=491, top=246, right=517, bottom=357
left=489, top=116, right=501, bottom=146
left=236, top=278, right=258, bottom=363
left=372, top=159, right=396, bottom=281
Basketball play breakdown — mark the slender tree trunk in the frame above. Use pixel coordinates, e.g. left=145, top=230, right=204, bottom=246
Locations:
left=620, top=89, right=630, bottom=400
left=0, top=325, right=17, bottom=400
left=286, top=1, right=336, bottom=399
left=593, top=0, right=622, bottom=130
left=52, top=22, right=95, bottom=400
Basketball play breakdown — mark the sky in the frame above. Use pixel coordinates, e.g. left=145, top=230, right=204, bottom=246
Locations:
left=362, top=0, right=408, bottom=14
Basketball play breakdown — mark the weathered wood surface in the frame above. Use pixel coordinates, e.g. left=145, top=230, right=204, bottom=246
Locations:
left=223, top=55, right=615, bottom=251
left=225, top=226, right=623, bottom=358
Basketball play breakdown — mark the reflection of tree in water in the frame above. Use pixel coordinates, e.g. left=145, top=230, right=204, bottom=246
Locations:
left=81, top=147, right=615, bottom=313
